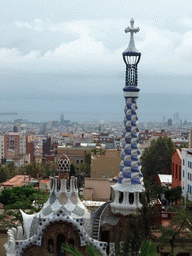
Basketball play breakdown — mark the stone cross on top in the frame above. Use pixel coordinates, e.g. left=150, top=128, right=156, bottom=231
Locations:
left=124, top=18, right=140, bottom=53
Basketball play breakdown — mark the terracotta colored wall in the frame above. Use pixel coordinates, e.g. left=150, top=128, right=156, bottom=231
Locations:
left=26, top=139, right=34, bottom=163
left=155, top=175, right=161, bottom=186
left=46, top=155, right=54, bottom=162
left=172, top=149, right=182, bottom=188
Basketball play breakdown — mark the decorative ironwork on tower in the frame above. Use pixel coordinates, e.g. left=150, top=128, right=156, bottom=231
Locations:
left=110, top=19, right=144, bottom=215
left=123, top=18, right=141, bottom=88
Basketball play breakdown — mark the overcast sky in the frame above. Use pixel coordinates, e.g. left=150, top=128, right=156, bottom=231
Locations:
left=0, top=0, right=192, bottom=122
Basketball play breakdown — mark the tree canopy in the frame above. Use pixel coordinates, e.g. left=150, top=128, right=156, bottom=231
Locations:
left=0, top=162, right=18, bottom=183
left=0, top=185, right=49, bottom=210
left=164, top=186, right=182, bottom=204
left=17, top=161, right=57, bottom=178
left=141, top=136, right=175, bottom=180
left=158, top=203, right=192, bottom=255
left=80, top=151, right=91, bottom=176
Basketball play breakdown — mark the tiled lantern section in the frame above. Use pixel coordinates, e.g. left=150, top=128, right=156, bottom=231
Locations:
left=110, top=19, right=145, bottom=215
left=58, top=154, right=70, bottom=180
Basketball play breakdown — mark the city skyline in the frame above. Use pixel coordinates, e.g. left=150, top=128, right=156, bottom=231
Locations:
left=0, top=92, right=191, bottom=123
left=1, top=0, right=192, bottom=122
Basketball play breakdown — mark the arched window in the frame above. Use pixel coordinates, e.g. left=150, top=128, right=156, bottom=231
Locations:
left=110, top=188, right=115, bottom=202
left=129, top=193, right=134, bottom=205
left=119, top=192, right=124, bottom=204
left=48, top=239, right=54, bottom=253
left=57, top=234, right=65, bottom=256
left=139, top=193, right=143, bottom=204
left=68, top=239, right=74, bottom=246
left=101, top=231, right=109, bottom=255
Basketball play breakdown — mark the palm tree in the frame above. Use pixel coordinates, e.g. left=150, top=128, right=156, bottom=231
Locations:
left=63, top=241, right=157, bottom=256
left=63, top=244, right=102, bottom=256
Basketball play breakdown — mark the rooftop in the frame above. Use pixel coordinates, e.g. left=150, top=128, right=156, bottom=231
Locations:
left=158, top=174, right=172, bottom=184
left=40, top=179, right=50, bottom=184
left=1, top=175, right=29, bottom=188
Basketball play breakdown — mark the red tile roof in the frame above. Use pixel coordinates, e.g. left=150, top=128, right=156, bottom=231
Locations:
left=1, top=175, right=29, bottom=188
left=40, top=179, right=50, bottom=184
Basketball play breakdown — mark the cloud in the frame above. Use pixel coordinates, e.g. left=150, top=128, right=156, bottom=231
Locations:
left=15, top=19, right=51, bottom=32
left=2, top=18, right=192, bottom=77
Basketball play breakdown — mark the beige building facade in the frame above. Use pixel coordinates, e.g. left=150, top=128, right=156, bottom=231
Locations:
left=57, top=147, right=91, bottom=173
left=91, top=149, right=121, bottom=179
left=83, top=178, right=114, bottom=201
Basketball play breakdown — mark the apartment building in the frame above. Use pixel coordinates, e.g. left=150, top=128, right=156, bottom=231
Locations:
left=182, top=148, right=192, bottom=200
left=0, top=134, right=4, bottom=161
left=4, top=132, right=26, bottom=158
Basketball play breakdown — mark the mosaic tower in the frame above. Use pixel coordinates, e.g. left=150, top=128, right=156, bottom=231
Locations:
left=111, top=19, right=144, bottom=215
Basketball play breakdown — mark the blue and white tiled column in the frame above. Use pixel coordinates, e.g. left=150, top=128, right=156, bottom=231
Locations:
left=118, top=87, right=143, bottom=185
left=110, top=86, right=144, bottom=215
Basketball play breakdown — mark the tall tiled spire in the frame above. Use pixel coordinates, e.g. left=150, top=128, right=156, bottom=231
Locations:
left=110, top=19, right=144, bottom=215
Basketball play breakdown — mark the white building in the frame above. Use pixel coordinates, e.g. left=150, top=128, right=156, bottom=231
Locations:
left=14, top=122, right=27, bottom=135
left=182, top=148, right=192, bottom=200
left=20, top=135, right=26, bottom=155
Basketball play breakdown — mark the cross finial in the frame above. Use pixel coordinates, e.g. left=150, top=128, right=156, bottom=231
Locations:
left=124, top=18, right=140, bottom=53
left=125, top=18, right=140, bottom=34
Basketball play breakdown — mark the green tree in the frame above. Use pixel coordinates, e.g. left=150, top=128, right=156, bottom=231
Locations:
left=0, top=209, right=23, bottom=231
left=80, top=163, right=89, bottom=175
left=6, top=161, right=16, bottom=173
left=144, top=180, right=164, bottom=202
left=0, top=162, right=19, bottom=183
left=91, top=148, right=97, bottom=155
left=63, top=244, right=102, bottom=256
left=0, top=165, right=10, bottom=183
left=70, top=163, right=76, bottom=177
left=63, top=241, right=157, bottom=256
left=91, top=148, right=106, bottom=156
left=141, top=137, right=175, bottom=181
left=158, top=205, right=192, bottom=256
left=0, top=185, right=49, bottom=210
left=83, top=151, right=91, bottom=176
left=18, top=162, right=42, bottom=178
left=139, top=241, right=157, bottom=256
left=18, top=161, right=57, bottom=178
left=84, top=151, right=91, bottom=165
left=98, top=148, right=106, bottom=155
left=164, top=186, right=182, bottom=205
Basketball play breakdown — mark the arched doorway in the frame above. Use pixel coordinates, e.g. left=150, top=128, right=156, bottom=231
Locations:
left=101, top=231, right=109, bottom=255
left=57, top=234, right=65, bottom=256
